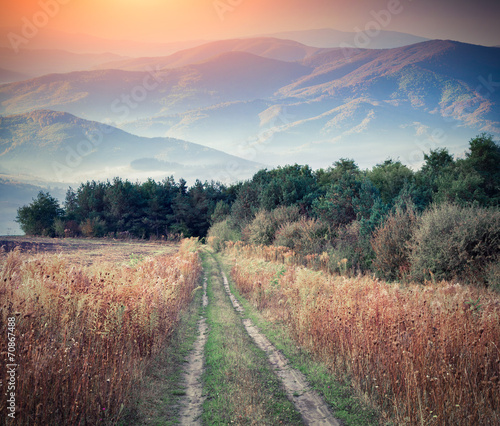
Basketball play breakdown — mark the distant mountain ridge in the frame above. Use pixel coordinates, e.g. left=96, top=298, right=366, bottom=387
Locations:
left=0, top=27, right=205, bottom=57
left=0, top=110, right=263, bottom=184
left=0, top=47, right=126, bottom=83
left=94, top=37, right=324, bottom=71
left=261, top=28, right=429, bottom=48
left=0, top=51, right=312, bottom=119
left=1, top=39, right=499, bottom=169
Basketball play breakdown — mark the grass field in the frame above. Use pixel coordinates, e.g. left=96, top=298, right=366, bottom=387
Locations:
left=0, top=237, right=201, bottom=425
left=225, top=242, right=500, bottom=425
left=0, top=236, right=178, bottom=266
left=3, top=236, right=498, bottom=425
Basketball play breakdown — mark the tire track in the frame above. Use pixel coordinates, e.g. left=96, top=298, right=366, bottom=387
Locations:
left=221, top=271, right=341, bottom=426
left=178, top=276, right=208, bottom=425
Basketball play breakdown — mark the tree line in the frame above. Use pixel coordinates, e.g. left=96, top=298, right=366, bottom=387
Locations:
left=17, top=177, right=235, bottom=239
left=17, top=134, right=499, bottom=285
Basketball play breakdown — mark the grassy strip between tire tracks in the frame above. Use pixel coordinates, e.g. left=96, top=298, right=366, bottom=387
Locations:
left=218, top=253, right=382, bottom=426
left=201, top=249, right=302, bottom=425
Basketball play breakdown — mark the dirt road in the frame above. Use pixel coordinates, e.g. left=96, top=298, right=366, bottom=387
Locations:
left=176, top=250, right=340, bottom=425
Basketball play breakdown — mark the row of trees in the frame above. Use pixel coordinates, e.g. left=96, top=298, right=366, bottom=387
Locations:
left=17, top=177, right=236, bottom=239
left=223, top=134, right=499, bottom=231
left=17, top=134, right=499, bottom=285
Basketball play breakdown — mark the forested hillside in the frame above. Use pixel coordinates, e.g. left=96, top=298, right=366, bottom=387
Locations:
left=17, top=134, right=500, bottom=285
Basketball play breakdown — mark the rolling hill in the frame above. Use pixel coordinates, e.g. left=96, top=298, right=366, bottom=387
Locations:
left=115, top=40, right=500, bottom=166
left=0, top=52, right=312, bottom=121
left=0, top=110, right=263, bottom=184
left=0, top=39, right=499, bottom=169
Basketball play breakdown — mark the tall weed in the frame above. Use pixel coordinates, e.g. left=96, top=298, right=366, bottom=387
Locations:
left=0, top=240, right=202, bottom=424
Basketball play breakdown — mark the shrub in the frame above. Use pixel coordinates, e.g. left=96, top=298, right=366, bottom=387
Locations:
left=484, top=260, right=500, bottom=291
left=271, top=205, right=301, bottom=224
left=245, top=210, right=276, bottom=245
left=16, top=191, right=63, bottom=236
left=80, top=217, right=107, bottom=238
left=64, top=220, right=81, bottom=237
left=207, top=219, right=240, bottom=252
left=371, top=207, right=418, bottom=280
left=54, top=218, right=66, bottom=238
left=274, top=218, right=329, bottom=256
left=409, top=203, right=500, bottom=284
left=244, top=206, right=301, bottom=246
left=328, top=220, right=373, bottom=274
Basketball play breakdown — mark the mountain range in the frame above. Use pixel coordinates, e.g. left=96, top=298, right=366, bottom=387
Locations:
left=0, top=28, right=431, bottom=84
left=1, top=38, right=497, bottom=169
left=1, top=33, right=499, bottom=234
left=0, top=109, right=262, bottom=235
left=262, top=28, right=429, bottom=49
left=0, top=109, right=262, bottom=184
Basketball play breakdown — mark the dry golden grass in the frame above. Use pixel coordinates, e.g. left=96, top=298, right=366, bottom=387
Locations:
left=0, top=238, right=201, bottom=425
left=227, top=244, right=500, bottom=425
left=224, top=241, right=333, bottom=272
left=0, top=236, right=178, bottom=267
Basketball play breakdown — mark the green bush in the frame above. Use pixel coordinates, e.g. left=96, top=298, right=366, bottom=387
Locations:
left=54, top=218, right=66, bottom=238
left=16, top=191, right=63, bottom=237
left=409, top=203, right=500, bottom=284
left=484, top=261, right=500, bottom=291
left=245, top=210, right=276, bottom=245
left=271, top=205, right=301, bottom=225
left=207, top=219, right=240, bottom=252
left=371, top=207, right=418, bottom=281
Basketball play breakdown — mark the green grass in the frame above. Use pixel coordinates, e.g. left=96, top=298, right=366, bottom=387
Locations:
left=219, top=253, right=382, bottom=426
left=201, top=250, right=302, bottom=425
left=118, top=272, right=204, bottom=425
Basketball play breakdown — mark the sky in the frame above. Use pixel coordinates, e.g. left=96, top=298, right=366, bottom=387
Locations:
left=1, top=0, right=500, bottom=47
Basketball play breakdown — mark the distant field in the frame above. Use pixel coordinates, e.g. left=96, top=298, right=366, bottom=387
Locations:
left=0, top=236, right=178, bottom=266
left=0, top=237, right=200, bottom=425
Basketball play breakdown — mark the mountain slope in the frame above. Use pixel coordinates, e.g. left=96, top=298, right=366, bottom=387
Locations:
left=281, top=40, right=500, bottom=130
left=115, top=41, right=500, bottom=167
left=0, top=52, right=311, bottom=120
left=0, top=110, right=263, bottom=184
left=94, top=37, right=324, bottom=71
left=0, top=40, right=498, bottom=170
